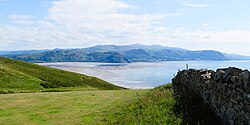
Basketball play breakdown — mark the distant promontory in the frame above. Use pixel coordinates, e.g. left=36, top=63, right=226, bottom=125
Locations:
left=1, top=44, right=250, bottom=63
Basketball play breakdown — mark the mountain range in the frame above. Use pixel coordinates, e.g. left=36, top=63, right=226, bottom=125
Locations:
left=2, top=44, right=250, bottom=63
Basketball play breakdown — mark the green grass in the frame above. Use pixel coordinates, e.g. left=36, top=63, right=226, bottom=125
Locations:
left=0, top=57, right=124, bottom=91
left=0, top=64, right=45, bottom=90
left=0, top=84, right=183, bottom=124
left=0, top=89, right=148, bottom=125
left=0, top=57, right=182, bottom=124
left=105, top=84, right=182, bottom=125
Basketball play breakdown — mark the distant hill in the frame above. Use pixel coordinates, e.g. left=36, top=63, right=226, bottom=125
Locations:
left=0, top=57, right=124, bottom=91
left=0, top=50, right=49, bottom=56
left=5, top=49, right=131, bottom=63
left=223, top=53, right=250, bottom=60
left=3, top=44, right=250, bottom=63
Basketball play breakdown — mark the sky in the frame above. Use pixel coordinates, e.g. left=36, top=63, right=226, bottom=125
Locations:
left=1, top=0, right=250, bottom=55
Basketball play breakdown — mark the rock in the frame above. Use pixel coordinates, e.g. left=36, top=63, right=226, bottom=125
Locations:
left=243, top=70, right=250, bottom=90
left=230, top=76, right=237, bottom=84
left=245, top=83, right=250, bottom=94
left=229, top=120, right=234, bottom=125
left=236, top=88, right=244, bottom=93
left=243, top=93, right=250, bottom=103
left=201, top=73, right=211, bottom=80
left=244, top=105, right=250, bottom=112
left=240, top=110, right=245, bottom=117
left=223, top=67, right=243, bottom=80
left=214, top=70, right=225, bottom=81
left=200, top=69, right=208, bottom=74
left=238, top=74, right=243, bottom=84
left=228, top=84, right=234, bottom=89
left=236, top=95, right=244, bottom=101
left=243, top=70, right=250, bottom=76
left=220, top=105, right=227, bottom=114
left=245, top=113, right=250, bottom=124
left=242, top=100, right=250, bottom=105
left=234, top=105, right=241, bottom=112
left=225, top=76, right=231, bottom=83
left=230, top=98, right=238, bottom=104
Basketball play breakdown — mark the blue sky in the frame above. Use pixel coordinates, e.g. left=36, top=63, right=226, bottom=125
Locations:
left=1, top=0, right=250, bottom=55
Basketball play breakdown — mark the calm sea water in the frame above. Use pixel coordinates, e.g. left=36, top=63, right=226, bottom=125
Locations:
left=38, top=60, right=250, bottom=89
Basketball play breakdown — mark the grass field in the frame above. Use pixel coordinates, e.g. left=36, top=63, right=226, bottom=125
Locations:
left=0, top=85, right=183, bottom=125
left=107, top=84, right=182, bottom=125
left=0, top=89, right=148, bottom=125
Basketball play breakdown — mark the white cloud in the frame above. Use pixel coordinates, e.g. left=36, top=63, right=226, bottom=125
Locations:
left=44, top=0, right=181, bottom=46
left=2, top=0, right=182, bottom=49
left=12, top=20, right=34, bottom=25
left=8, top=14, right=32, bottom=20
left=201, top=23, right=213, bottom=30
left=48, top=0, right=170, bottom=30
left=185, top=3, right=208, bottom=8
left=1, top=0, right=250, bottom=55
left=7, top=14, right=34, bottom=25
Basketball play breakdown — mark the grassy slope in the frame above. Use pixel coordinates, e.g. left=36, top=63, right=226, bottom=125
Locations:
left=0, top=90, right=148, bottom=125
left=106, top=84, right=182, bottom=125
left=0, top=64, right=44, bottom=90
left=0, top=84, right=182, bottom=124
left=0, top=57, right=123, bottom=91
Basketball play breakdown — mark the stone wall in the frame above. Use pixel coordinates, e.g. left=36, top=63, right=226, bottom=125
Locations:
left=172, top=67, right=250, bottom=125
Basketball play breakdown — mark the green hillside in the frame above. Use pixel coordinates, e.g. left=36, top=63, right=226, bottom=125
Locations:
left=0, top=57, right=124, bottom=91
left=0, top=84, right=183, bottom=124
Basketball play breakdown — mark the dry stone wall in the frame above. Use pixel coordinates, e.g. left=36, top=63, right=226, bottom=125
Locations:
left=172, top=67, right=250, bottom=125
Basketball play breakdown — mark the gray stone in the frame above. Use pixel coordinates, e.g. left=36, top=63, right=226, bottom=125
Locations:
left=236, top=95, right=244, bottom=101
left=243, top=100, right=250, bottom=105
left=244, top=105, right=250, bottom=112
left=172, top=67, right=250, bottom=124
left=200, top=69, right=208, bottom=74
left=228, top=84, right=234, bottom=88
left=240, top=110, right=245, bottom=117
left=229, top=120, right=234, bottom=125
left=236, top=88, right=244, bottom=93
left=245, top=83, right=250, bottom=94
left=201, top=73, right=212, bottom=80
left=242, top=70, right=250, bottom=85
left=243, top=93, right=250, bottom=103
left=234, top=105, right=241, bottom=112
left=230, top=98, right=238, bottom=104
left=245, top=113, right=250, bottom=125
left=214, top=70, right=225, bottom=81
left=230, top=76, right=237, bottom=84
left=223, top=67, right=242, bottom=80
left=221, top=105, right=227, bottom=114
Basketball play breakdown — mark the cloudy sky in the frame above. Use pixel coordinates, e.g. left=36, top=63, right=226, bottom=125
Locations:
left=1, top=0, right=250, bottom=55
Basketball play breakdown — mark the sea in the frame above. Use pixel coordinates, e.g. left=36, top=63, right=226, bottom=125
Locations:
left=37, top=60, right=250, bottom=89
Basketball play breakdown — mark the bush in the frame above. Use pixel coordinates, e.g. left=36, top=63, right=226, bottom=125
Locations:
left=0, top=91, right=7, bottom=94
left=41, top=90, right=72, bottom=92
left=7, top=91, right=14, bottom=94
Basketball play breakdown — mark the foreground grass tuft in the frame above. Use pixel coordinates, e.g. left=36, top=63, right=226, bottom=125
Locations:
left=106, top=84, right=182, bottom=125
